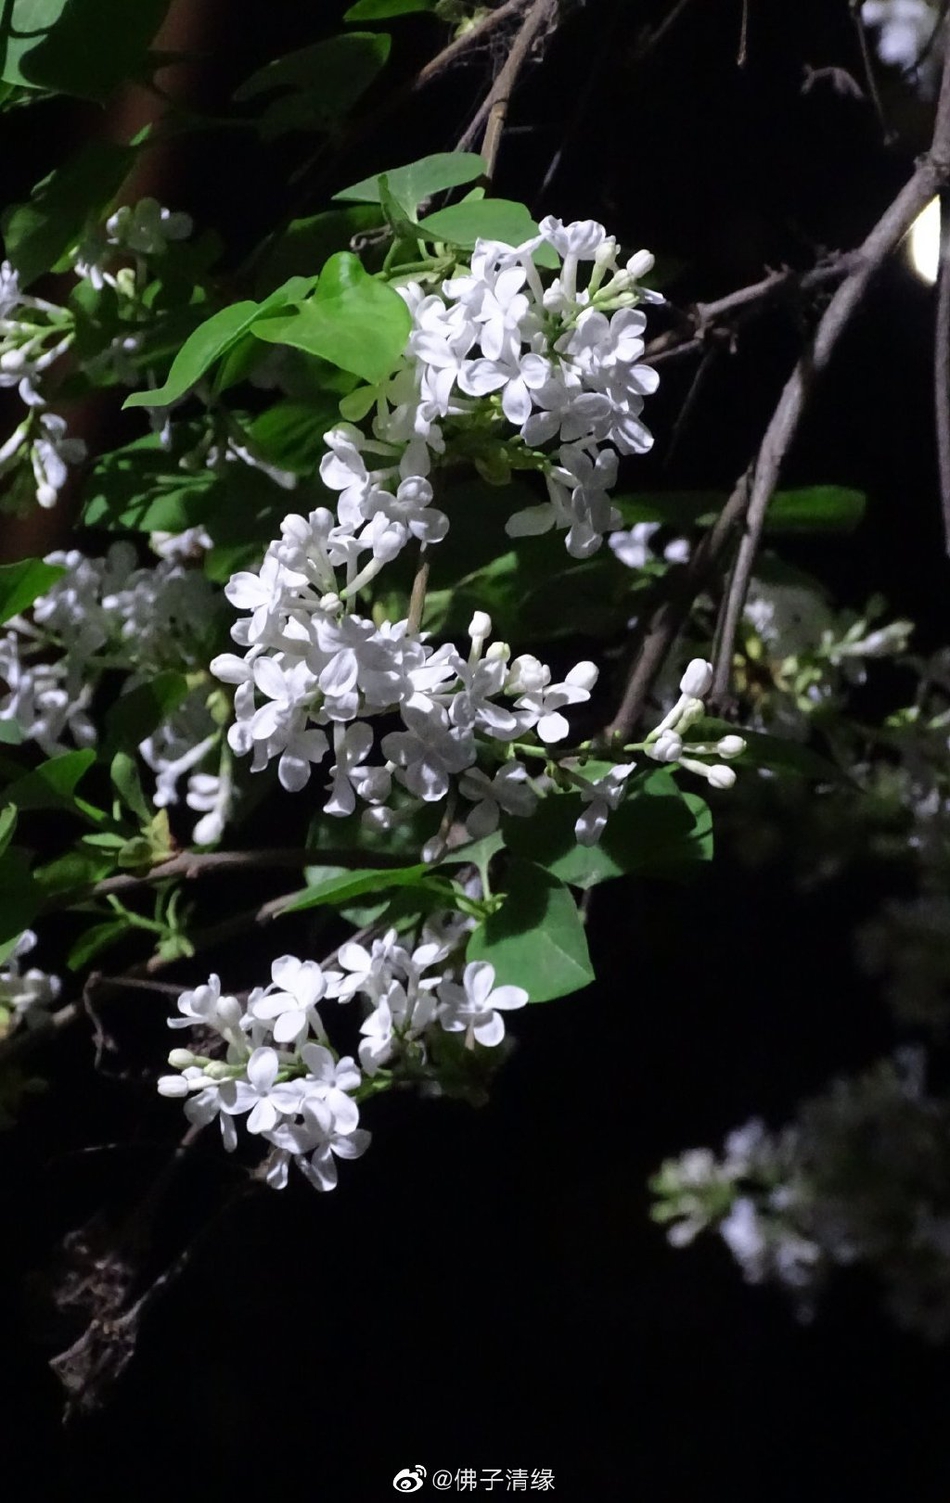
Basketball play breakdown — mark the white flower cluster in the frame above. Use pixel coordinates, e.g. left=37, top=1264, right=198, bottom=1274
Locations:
left=644, top=657, right=745, bottom=790
left=0, top=543, right=232, bottom=842
left=74, top=196, right=193, bottom=291
left=328, top=217, right=659, bottom=563
left=215, top=533, right=600, bottom=826
left=862, top=0, right=944, bottom=95
left=158, top=943, right=528, bottom=1191
left=654, top=1050, right=950, bottom=1341
left=0, top=261, right=86, bottom=509
left=0, top=929, right=61, bottom=1035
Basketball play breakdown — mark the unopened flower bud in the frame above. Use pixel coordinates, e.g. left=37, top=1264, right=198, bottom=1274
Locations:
left=204, top=1060, right=231, bottom=1080
left=716, top=735, right=746, bottom=759
left=485, top=640, right=510, bottom=663
left=679, top=659, right=713, bottom=697
left=568, top=660, right=599, bottom=692
left=421, top=834, right=447, bottom=864
left=625, top=249, right=655, bottom=280
left=647, top=729, right=683, bottom=763
left=157, top=1074, right=190, bottom=1098
left=706, top=764, right=737, bottom=790
left=319, top=592, right=342, bottom=613
left=677, top=697, right=705, bottom=731
left=168, top=1048, right=195, bottom=1069
left=468, top=611, right=492, bottom=643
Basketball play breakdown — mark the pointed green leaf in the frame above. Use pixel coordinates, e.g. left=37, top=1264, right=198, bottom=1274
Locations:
left=252, top=252, right=411, bottom=383
left=467, top=860, right=594, bottom=1002
left=502, top=771, right=713, bottom=890
left=417, top=199, right=560, bottom=266
left=283, top=862, right=430, bottom=912
left=123, top=302, right=260, bottom=410
left=4, top=749, right=95, bottom=811
left=335, top=151, right=485, bottom=218
left=345, top=0, right=436, bottom=17
left=0, top=558, right=65, bottom=625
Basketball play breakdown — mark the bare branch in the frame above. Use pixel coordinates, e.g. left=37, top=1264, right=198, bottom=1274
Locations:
left=457, top=0, right=559, bottom=177
left=606, top=45, right=950, bottom=736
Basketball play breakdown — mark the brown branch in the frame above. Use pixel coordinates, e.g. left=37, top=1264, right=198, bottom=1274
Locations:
left=937, top=188, right=950, bottom=555
left=457, top=0, right=559, bottom=177
left=606, top=48, right=950, bottom=737
left=645, top=251, right=865, bottom=367
left=89, top=845, right=404, bottom=900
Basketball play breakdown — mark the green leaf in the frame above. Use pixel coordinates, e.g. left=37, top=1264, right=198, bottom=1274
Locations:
left=32, top=846, right=114, bottom=898
left=615, top=485, right=866, bottom=536
left=764, top=486, right=867, bottom=533
left=235, top=33, right=389, bottom=139
left=252, top=252, right=411, bottom=384
left=0, top=806, right=16, bottom=859
left=102, top=674, right=191, bottom=760
left=123, top=301, right=260, bottom=410
left=1, top=0, right=169, bottom=100
left=82, top=434, right=217, bottom=531
left=109, top=752, right=151, bottom=824
left=417, top=199, right=560, bottom=266
left=467, top=860, right=594, bottom=1003
left=4, top=749, right=95, bottom=812
left=2, top=139, right=135, bottom=285
left=282, top=863, right=430, bottom=912
left=335, top=151, right=485, bottom=218
left=345, top=0, right=436, bottom=17
left=0, top=848, right=41, bottom=946
left=247, top=399, right=344, bottom=475
left=503, top=771, right=713, bottom=891
left=0, top=558, right=64, bottom=624
left=252, top=205, right=383, bottom=297
left=67, top=919, right=128, bottom=972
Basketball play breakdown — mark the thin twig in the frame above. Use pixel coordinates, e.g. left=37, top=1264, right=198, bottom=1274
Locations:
left=737, top=0, right=750, bottom=67
left=407, top=546, right=431, bottom=635
left=457, top=0, right=559, bottom=176
left=645, top=252, right=864, bottom=366
left=850, top=0, right=892, bottom=143
left=710, top=161, right=950, bottom=697
left=88, top=845, right=403, bottom=900
left=605, top=45, right=950, bottom=736
left=936, top=188, right=950, bottom=555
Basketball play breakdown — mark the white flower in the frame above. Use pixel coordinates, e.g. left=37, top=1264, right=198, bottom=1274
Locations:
left=513, top=660, right=598, bottom=742
left=266, top=1099, right=371, bottom=1191
left=574, top=762, right=636, bottom=846
left=218, top=1046, right=303, bottom=1134
left=459, top=761, right=538, bottom=836
left=437, top=961, right=528, bottom=1047
left=250, top=955, right=332, bottom=1044
left=323, top=720, right=390, bottom=817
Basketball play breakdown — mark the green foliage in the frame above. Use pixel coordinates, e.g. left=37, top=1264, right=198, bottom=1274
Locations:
left=102, top=676, right=191, bottom=761
left=344, top=0, right=437, bottom=18
left=335, top=151, right=486, bottom=218
left=284, top=863, right=433, bottom=912
left=0, top=0, right=169, bottom=100
left=252, top=206, right=384, bottom=297
left=616, top=485, right=867, bottom=535
left=3, top=749, right=95, bottom=813
left=0, top=848, right=41, bottom=947
left=0, top=557, right=65, bottom=624
left=417, top=198, right=560, bottom=267
left=467, top=859, right=595, bottom=1003
left=234, top=33, right=390, bottom=139
left=251, top=252, right=412, bottom=384
left=2, top=140, right=136, bottom=285
left=503, top=770, right=713, bottom=891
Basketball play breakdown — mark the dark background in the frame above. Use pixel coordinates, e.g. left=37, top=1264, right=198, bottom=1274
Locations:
left=2, top=1, right=950, bottom=1498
